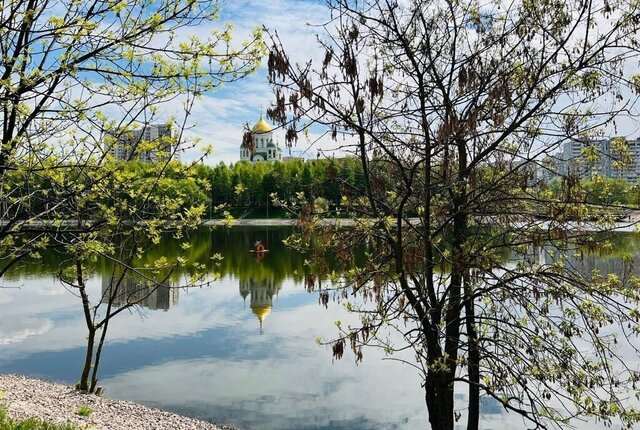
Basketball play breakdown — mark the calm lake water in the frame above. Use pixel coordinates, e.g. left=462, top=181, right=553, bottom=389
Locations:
left=0, top=227, right=638, bottom=430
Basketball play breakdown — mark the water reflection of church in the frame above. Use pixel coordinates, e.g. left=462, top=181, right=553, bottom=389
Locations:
left=101, top=274, right=179, bottom=311
left=239, top=277, right=281, bottom=332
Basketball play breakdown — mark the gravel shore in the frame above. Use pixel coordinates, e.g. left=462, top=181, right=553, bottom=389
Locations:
left=0, top=374, right=234, bottom=430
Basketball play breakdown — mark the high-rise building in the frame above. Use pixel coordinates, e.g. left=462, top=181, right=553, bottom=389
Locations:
left=240, top=116, right=282, bottom=162
left=105, top=124, right=177, bottom=162
left=539, top=138, right=640, bottom=182
left=101, top=274, right=179, bottom=311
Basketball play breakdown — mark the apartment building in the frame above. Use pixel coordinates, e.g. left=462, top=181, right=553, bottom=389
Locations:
left=540, top=138, right=640, bottom=183
left=105, top=124, right=177, bottom=163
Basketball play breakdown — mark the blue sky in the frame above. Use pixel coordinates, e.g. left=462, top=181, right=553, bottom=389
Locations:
left=175, top=0, right=340, bottom=165
left=167, top=0, right=640, bottom=165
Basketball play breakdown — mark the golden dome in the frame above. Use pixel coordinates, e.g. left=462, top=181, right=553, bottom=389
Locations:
left=251, top=305, right=272, bottom=322
left=251, top=116, right=272, bottom=134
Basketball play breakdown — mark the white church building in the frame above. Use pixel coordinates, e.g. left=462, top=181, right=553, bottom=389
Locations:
left=240, top=116, right=282, bottom=162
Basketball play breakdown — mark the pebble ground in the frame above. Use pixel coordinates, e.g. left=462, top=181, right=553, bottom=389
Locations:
left=0, top=374, right=234, bottom=430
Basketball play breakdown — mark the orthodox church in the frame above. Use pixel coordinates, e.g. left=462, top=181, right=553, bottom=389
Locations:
left=240, top=116, right=282, bottom=162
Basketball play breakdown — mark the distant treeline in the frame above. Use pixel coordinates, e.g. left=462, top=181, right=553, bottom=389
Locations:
left=547, top=176, right=640, bottom=206
left=8, top=156, right=635, bottom=223
left=2, top=157, right=366, bottom=222
left=193, top=157, right=366, bottom=211
left=133, top=160, right=640, bottom=213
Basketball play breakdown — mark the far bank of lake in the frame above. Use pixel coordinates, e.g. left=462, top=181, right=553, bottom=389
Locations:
left=4, top=214, right=640, bottom=232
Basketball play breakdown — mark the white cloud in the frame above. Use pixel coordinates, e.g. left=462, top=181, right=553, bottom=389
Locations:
left=173, top=0, right=338, bottom=165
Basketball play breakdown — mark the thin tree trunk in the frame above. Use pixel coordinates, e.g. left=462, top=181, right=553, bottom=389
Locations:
left=76, top=254, right=96, bottom=392
left=78, top=327, right=95, bottom=391
left=436, top=200, right=467, bottom=430
left=464, top=273, right=480, bottom=430
left=90, top=292, right=116, bottom=393
left=90, top=323, right=108, bottom=393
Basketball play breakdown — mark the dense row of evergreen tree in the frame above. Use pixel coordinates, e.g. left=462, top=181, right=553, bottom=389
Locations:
left=193, top=157, right=366, bottom=212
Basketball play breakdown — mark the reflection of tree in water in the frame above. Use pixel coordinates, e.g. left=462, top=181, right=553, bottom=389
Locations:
left=239, top=276, right=281, bottom=333
left=101, top=274, right=179, bottom=311
left=3, top=227, right=345, bottom=284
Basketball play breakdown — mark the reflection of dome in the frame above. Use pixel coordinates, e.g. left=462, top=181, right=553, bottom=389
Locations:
left=251, top=116, right=272, bottom=133
left=251, top=305, right=272, bottom=322
left=240, top=276, right=280, bottom=333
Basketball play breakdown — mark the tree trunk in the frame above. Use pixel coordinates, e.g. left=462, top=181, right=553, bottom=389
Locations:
left=78, top=327, right=95, bottom=391
left=425, top=371, right=455, bottom=430
left=464, top=273, right=480, bottom=430
left=90, top=327, right=107, bottom=393
left=76, top=255, right=96, bottom=392
left=90, top=314, right=112, bottom=393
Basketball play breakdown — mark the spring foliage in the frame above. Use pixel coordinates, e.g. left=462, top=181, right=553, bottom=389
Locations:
left=266, top=0, right=640, bottom=429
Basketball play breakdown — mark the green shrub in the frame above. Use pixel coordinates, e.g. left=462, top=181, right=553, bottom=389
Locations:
left=74, top=405, right=91, bottom=418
